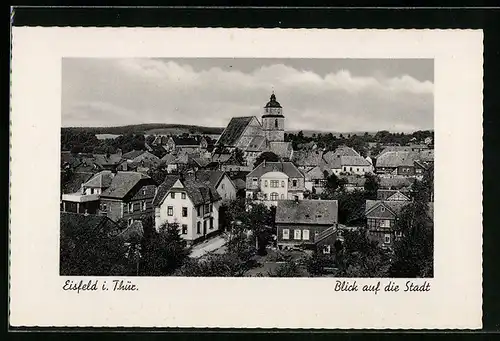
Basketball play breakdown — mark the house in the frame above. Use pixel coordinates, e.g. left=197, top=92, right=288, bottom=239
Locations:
left=375, top=151, right=418, bottom=175
left=153, top=175, right=222, bottom=245
left=292, top=150, right=325, bottom=171
left=376, top=189, right=411, bottom=201
left=192, top=170, right=237, bottom=201
left=304, top=165, right=331, bottom=193
left=93, top=152, right=125, bottom=172
left=275, top=199, right=338, bottom=252
left=339, top=155, right=373, bottom=175
left=365, top=199, right=411, bottom=249
left=245, top=161, right=305, bottom=207
left=122, top=150, right=161, bottom=173
left=94, top=171, right=157, bottom=224
left=164, top=136, right=205, bottom=153
left=341, top=175, right=366, bottom=192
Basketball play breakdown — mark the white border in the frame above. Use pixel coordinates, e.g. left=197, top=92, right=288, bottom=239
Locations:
left=10, top=28, right=483, bottom=329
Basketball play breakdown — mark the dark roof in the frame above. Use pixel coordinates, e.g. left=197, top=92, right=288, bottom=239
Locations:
left=60, top=212, right=120, bottom=236
left=216, top=116, right=254, bottom=146
left=100, top=172, right=152, bottom=199
left=173, top=136, right=200, bottom=146
left=153, top=175, right=180, bottom=206
left=193, top=170, right=225, bottom=188
left=191, top=157, right=211, bottom=168
left=153, top=175, right=222, bottom=207
left=211, top=153, right=234, bottom=164
left=264, top=93, right=282, bottom=109
left=377, top=189, right=410, bottom=200
left=365, top=200, right=411, bottom=216
left=247, top=162, right=304, bottom=179
left=276, top=200, right=338, bottom=225
left=61, top=171, right=95, bottom=194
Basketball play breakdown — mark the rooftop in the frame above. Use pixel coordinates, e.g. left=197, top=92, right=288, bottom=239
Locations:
left=276, top=199, right=338, bottom=225
left=247, top=161, right=304, bottom=179
left=216, top=116, right=255, bottom=147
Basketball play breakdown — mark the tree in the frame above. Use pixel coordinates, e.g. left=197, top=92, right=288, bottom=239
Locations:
left=364, top=173, right=379, bottom=199
left=306, top=252, right=335, bottom=276
left=242, top=203, right=275, bottom=255
left=147, top=162, right=170, bottom=184
left=253, top=151, right=280, bottom=167
left=139, top=222, right=191, bottom=276
left=336, top=230, right=390, bottom=277
left=324, top=172, right=340, bottom=195
left=269, top=259, right=303, bottom=277
left=60, top=221, right=129, bottom=276
left=176, top=252, right=248, bottom=277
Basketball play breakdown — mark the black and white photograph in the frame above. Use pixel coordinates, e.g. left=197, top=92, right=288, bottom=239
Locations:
left=10, top=27, right=482, bottom=329
left=59, top=57, right=435, bottom=278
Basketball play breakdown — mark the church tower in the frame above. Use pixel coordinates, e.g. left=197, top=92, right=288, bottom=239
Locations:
left=262, top=92, right=285, bottom=142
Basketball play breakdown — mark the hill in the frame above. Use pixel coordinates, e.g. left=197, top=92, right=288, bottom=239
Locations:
left=61, top=124, right=224, bottom=136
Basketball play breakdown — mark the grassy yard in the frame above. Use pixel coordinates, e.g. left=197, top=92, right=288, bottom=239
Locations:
left=244, top=247, right=312, bottom=277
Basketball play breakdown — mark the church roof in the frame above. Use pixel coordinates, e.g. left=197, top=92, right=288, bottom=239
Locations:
left=216, top=116, right=254, bottom=147
left=264, top=93, right=282, bottom=108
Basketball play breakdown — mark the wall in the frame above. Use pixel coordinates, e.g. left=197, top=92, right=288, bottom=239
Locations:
left=397, top=166, right=416, bottom=176
left=218, top=174, right=237, bottom=201
left=276, top=223, right=334, bottom=247
left=235, top=117, right=265, bottom=150
left=99, top=199, right=123, bottom=222
left=121, top=183, right=156, bottom=223
left=262, top=115, right=285, bottom=142
left=260, top=171, right=289, bottom=201
left=341, top=164, right=373, bottom=175
left=155, top=189, right=195, bottom=240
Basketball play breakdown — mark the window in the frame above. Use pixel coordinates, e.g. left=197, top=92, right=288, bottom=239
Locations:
left=380, top=219, right=391, bottom=228
left=282, top=229, right=290, bottom=240
left=252, top=177, right=258, bottom=183
left=204, top=220, right=207, bottom=232
left=90, top=188, right=94, bottom=194
left=350, top=167, right=353, bottom=171
left=294, top=195, right=299, bottom=201
left=167, top=206, right=173, bottom=216
left=182, top=207, right=188, bottom=217
left=294, top=229, right=301, bottom=240
left=171, top=192, right=175, bottom=199
left=209, top=204, right=213, bottom=213
left=102, top=203, right=107, bottom=211
left=128, top=218, right=133, bottom=226
left=142, top=201, right=147, bottom=211
left=357, top=168, right=359, bottom=172
left=270, top=180, right=279, bottom=188
left=381, top=206, right=385, bottom=212
left=181, top=192, right=186, bottom=199
left=182, top=224, right=188, bottom=235
left=264, top=180, right=268, bottom=187
left=384, top=234, right=391, bottom=244
left=204, top=204, right=209, bottom=214
left=221, top=184, right=225, bottom=190
left=197, top=222, right=201, bottom=234
left=142, top=188, right=147, bottom=195
left=281, top=181, right=285, bottom=187
left=280, top=194, right=284, bottom=200
left=292, top=179, right=297, bottom=187
left=302, top=229, right=310, bottom=240
left=270, top=192, right=279, bottom=201
left=128, top=203, right=134, bottom=213
left=210, top=218, right=214, bottom=229
left=343, top=167, right=347, bottom=171
left=275, top=119, right=278, bottom=128
left=323, top=245, right=331, bottom=254
left=197, top=206, right=201, bottom=216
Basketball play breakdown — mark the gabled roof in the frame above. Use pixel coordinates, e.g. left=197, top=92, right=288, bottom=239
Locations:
left=340, top=155, right=371, bottom=167
left=153, top=175, right=222, bottom=207
left=193, top=170, right=225, bottom=188
left=292, top=150, right=324, bottom=167
left=100, top=172, right=153, bottom=199
left=247, top=135, right=267, bottom=151
left=160, top=153, right=176, bottom=164
left=305, top=165, right=330, bottom=180
left=247, top=161, right=304, bottom=179
left=84, top=170, right=114, bottom=188
left=122, top=150, right=146, bottom=160
left=60, top=212, right=120, bottom=237
left=117, top=220, right=144, bottom=242
left=365, top=200, right=411, bottom=216
left=276, top=199, right=338, bottom=225
left=376, top=151, right=418, bottom=168
left=268, top=141, right=293, bottom=159
left=377, top=188, right=410, bottom=200
left=216, top=116, right=255, bottom=147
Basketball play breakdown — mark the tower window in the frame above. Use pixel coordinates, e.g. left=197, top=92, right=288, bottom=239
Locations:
left=275, top=119, right=278, bottom=128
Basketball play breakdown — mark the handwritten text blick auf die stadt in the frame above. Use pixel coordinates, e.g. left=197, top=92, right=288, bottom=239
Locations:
left=334, top=280, right=431, bottom=294
left=63, top=279, right=138, bottom=293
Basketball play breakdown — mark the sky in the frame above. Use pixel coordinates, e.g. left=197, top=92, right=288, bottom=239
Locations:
left=62, top=58, right=434, bottom=133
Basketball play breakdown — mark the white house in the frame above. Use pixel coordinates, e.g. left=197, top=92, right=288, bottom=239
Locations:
left=339, top=155, right=374, bottom=175
left=153, top=175, right=222, bottom=244
left=245, top=161, right=305, bottom=207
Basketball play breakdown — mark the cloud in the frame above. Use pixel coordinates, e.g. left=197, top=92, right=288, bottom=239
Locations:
left=62, top=58, right=434, bottom=132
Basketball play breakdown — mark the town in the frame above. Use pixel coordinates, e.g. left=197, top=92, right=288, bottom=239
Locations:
left=60, top=93, right=434, bottom=278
